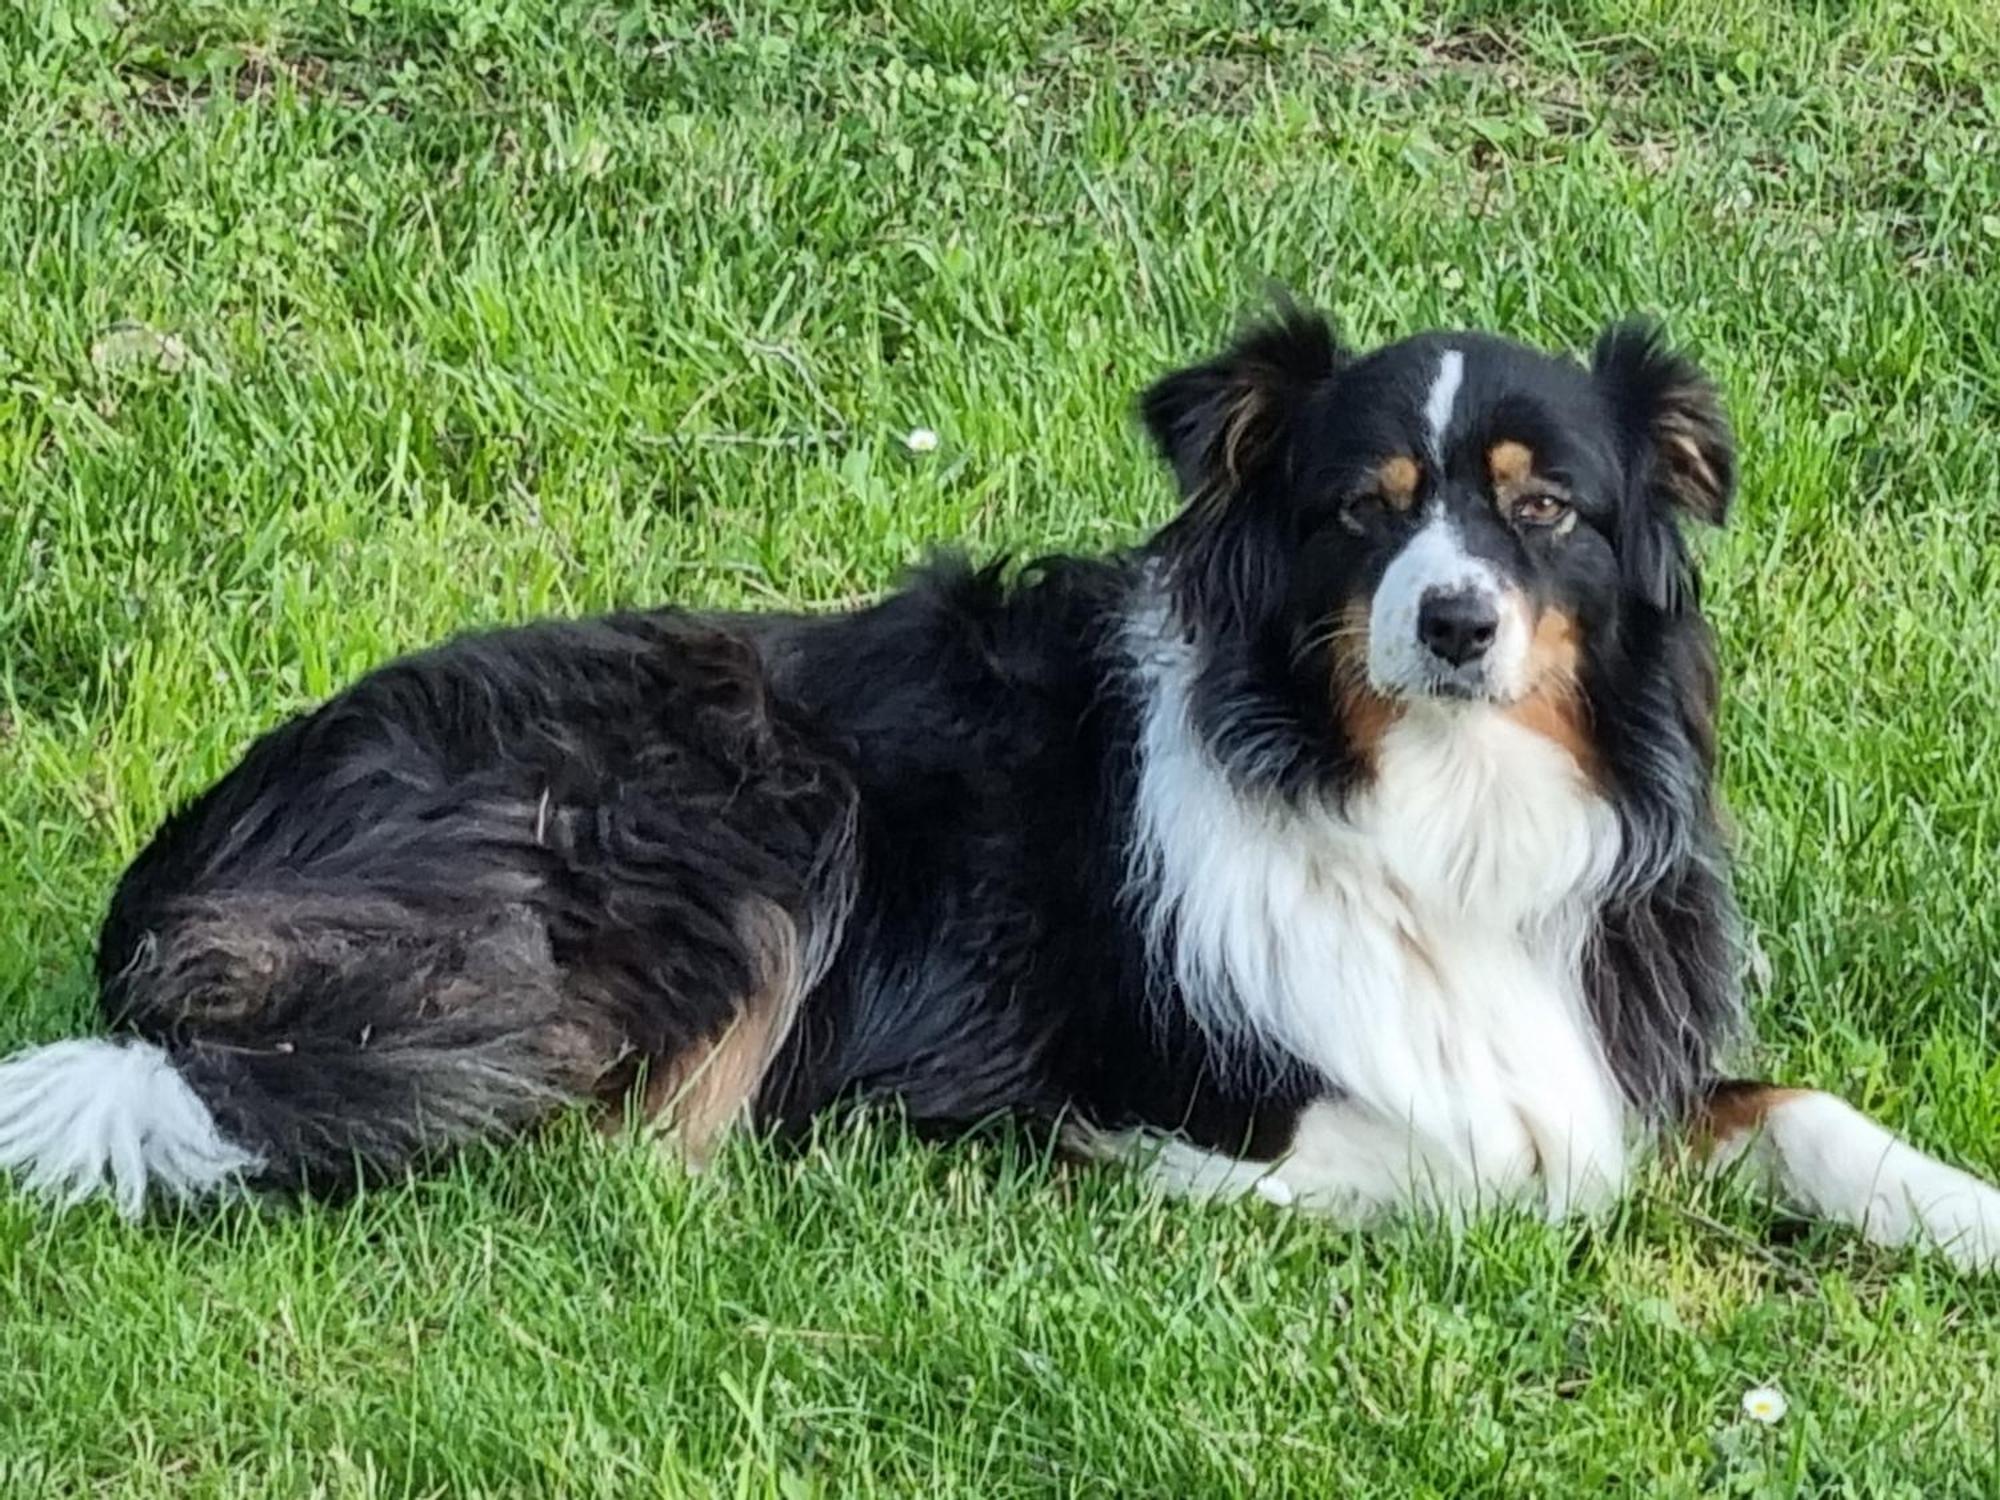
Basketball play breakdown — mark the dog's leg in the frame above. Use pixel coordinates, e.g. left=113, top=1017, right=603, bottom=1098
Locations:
left=1066, top=1124, right=1303, bottom=1207
left=624, top=895, right=835, bottom=1167
left=1072, top=1097, right=1556, bottom=1226
left=1695, top=1081, right=2000, bottom=1270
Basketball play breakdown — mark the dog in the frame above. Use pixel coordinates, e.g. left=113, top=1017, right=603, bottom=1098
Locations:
left=3, top=308, right=1996, bottom=1267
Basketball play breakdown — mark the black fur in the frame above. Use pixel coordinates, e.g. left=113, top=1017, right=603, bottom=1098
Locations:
left=99, top=614, right=860, bottom=1189
left=75, top=308, right=1742, bottom=1200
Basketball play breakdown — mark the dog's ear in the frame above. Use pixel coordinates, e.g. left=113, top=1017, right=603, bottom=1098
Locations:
left=1141, top=306, right=1346, bottom=504
left=1591, top=322, right=1735, bottom=527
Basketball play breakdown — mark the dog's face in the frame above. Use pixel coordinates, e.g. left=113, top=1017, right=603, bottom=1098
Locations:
left=1143, top=310, right=1733, bottom=756
left=1301, top=334, right=1628, bottom=708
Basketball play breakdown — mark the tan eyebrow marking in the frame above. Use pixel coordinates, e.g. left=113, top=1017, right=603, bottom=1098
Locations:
left=1488, top=439, right=1573, bottom=526
left=1372, top=455, right=1421, bottom=511
left=1487, top=440, right=1535, bottom=488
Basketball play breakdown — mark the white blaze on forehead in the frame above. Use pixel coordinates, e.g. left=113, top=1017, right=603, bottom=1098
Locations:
left=1423, top=348, right=1464, bottom=456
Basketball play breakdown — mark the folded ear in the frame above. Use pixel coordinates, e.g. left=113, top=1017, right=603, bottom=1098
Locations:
left=1140, top=306, right=1346, bottom=504
left=1591, top=322, right=1736, bottom=527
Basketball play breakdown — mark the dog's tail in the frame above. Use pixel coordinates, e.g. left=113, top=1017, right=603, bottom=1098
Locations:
left=0, top=898, right=605, bottom=1217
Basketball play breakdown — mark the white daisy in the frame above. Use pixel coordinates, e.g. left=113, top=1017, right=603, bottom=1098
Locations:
left=904, top=427, right=940, bottom=454
left=1741, top=1386, right=1788, bottom=1424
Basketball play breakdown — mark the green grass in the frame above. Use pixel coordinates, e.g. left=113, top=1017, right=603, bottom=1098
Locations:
left=3, top=0, right=1999, bottom=1492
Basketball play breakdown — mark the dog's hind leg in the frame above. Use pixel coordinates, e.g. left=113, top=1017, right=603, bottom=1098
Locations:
left=549, top=691, right=862, bottom=1170
left=618, top=892, right=844, bottom=1167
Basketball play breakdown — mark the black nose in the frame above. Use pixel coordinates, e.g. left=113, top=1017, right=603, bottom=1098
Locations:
left=1416, top=588, right=1498, bottom=666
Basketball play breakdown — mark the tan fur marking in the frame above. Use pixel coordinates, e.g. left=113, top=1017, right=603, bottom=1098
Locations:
left=1373, top=455, right=1421, bottom=511
left=1524, top=605, right=1581, bottom=689
left=1220, top=385, right=1270, bottom=485
left=1339, top=687, right=1401, bottom=763
left=1327, top=603, right=1401, bottom=760
left=1506, top=607, right=1597, bottom=775
left=1508, top=693, right=1594, bottom=775
left=1661, top=424, right=1721, bottom=503
left=633, top=898, right=810, bottom=1166
left=640, top=1011, right=782, bottom=1164
left=1690, top=1081, right=1806, bottom=1160
left=1487, top=440, right=1534, bottom=488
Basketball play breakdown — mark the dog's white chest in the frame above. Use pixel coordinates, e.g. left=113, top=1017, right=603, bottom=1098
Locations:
left=1337, top=712, right=1627, bottom=1205
left=1129, top=651, right=1631, bottom=1212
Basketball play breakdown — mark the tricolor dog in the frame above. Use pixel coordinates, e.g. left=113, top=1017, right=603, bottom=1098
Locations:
left=4, top=308, right=1995, bottom=1269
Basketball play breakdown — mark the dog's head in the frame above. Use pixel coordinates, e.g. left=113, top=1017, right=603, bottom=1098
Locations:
left=1141, top=307, right=1733, bottom=766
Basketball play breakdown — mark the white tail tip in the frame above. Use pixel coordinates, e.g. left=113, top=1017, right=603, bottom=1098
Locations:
left=0, top=1039, right=260, bottom=1219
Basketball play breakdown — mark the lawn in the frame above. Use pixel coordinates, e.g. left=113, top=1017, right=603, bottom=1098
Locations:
left=3, top=0, right=1999, bottom=1493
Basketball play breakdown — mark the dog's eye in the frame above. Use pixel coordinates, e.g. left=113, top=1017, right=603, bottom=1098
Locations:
left=1510, top=493, right=1570, bottom=526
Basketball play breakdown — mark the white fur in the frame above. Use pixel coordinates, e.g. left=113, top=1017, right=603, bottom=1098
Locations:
left=1123, top=592, right=1626, bottom=1220
left=1366, top=511, right=1532, bottom=701
left=1067, top=1121, right=1292, bottom=1204
left=1423, top=348, right=1464, bottom=454
left=0, top=1039, right=259, bottom=1218
left=1078, top=1098, right=1523, bottom=1225
left=1719, top=1091, right=2000, bottom=1270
